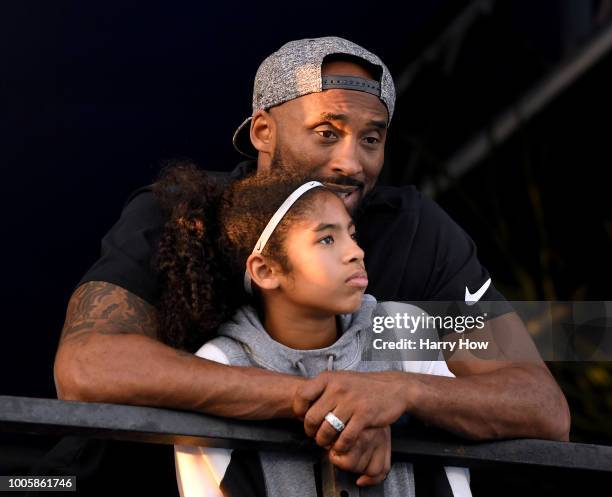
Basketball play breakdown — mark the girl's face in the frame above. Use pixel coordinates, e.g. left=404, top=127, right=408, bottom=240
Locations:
left=275, top=192, right=368, bottom=315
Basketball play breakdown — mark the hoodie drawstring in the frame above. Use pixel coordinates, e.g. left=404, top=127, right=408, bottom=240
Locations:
left=295, top=359, right=308, bottom=377
left=294, top=354, right=336, bottom=377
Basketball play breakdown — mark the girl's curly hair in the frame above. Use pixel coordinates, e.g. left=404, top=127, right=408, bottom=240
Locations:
left=152, top=161, right=330, bottom=352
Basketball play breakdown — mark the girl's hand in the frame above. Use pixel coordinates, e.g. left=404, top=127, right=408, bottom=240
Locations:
left=327, top=425, right=392, bottom=486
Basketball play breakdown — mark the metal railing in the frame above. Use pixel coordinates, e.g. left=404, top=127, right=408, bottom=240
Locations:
left=1, top=395, right=611, bottom=495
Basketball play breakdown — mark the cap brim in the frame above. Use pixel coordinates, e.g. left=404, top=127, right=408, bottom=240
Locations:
left=232, top=116, right=258, bottom=159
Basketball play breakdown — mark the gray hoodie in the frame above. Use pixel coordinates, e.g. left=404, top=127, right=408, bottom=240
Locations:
left=174, top=295, right=471, bottom=497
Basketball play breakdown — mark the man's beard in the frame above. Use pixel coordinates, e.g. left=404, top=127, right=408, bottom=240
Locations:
left=269, top=146, right=366, bottom=213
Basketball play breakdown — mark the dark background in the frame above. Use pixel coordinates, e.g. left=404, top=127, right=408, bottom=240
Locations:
left=1, top=1, right=611, bottom=495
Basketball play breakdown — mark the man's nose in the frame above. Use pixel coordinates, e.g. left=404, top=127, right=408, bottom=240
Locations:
left=329, top=140, right=363, bottom=177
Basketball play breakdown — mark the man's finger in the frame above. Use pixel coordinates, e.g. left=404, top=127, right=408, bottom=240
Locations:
left=331, top=416, right=363, bottom=453
left=384, top=428, right=391, bottom=474
left=297, top=375, right=329, bottom=401
left=292, top=376, right=328, bottom=419
left=315, top=409, right=351, bottom=448
left=315, top=418, right=341, bottom=447
left=302, top=390, right=338, bottom=437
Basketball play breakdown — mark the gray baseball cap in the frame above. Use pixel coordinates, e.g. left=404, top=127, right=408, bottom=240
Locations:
left=233, top=36, right=396, bottom=158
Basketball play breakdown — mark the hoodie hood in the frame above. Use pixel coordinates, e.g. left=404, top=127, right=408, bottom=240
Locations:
left=217, top=294, right=377, bottom=378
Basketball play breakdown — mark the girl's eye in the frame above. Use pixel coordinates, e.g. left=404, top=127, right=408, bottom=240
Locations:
left=350, top=231, right=359, bottom=241
left=319, top=235, right=334, bottom=245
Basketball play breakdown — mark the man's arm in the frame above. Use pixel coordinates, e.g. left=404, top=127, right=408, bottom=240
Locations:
left=295, top=312, right=570, bottom=450
left=432, top=311, right=571, bottom=441
left=54, top=281, right=302, bottom=419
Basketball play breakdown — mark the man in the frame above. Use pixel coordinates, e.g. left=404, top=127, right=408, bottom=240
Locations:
left=54, top=37, right=570, bottom=488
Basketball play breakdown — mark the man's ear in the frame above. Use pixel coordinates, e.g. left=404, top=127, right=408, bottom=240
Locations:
left=250, top=109, right=276, bottom=159
left=246, top=252, right=281, bottom=290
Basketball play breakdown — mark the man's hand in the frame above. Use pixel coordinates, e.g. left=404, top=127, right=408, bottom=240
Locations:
left=293, top=371, right=410, bottom=451
left=328, top=426, right=391, bottom=487
left=294, top=311, right=571, bottom=449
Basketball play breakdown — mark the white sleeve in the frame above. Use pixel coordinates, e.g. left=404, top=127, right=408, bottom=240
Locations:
left=377, top=301, right=455, bottom=377
left=389, top=308, right=470, bottom=497
left=401, top=358, right=472, bottom=497
left=174, top=342, right=232, bottom=497
left=194, top=341, right=232, bottom=364
left=444, top=466, right=472, bottom=497
left=419, top=353, right=456, bottom=378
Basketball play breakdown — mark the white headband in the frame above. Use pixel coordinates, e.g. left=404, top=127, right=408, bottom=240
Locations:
left=244, top=181, right=324, bottom=294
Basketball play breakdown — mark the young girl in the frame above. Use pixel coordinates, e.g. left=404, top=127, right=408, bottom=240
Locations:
left=153, top=164, right=471, bottom=497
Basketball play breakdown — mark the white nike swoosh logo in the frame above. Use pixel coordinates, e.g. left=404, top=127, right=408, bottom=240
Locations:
left=465, top=278, right=491, bottom=305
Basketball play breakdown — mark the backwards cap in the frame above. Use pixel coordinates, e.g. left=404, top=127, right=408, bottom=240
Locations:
left=233, top=36, right=396, bottom=158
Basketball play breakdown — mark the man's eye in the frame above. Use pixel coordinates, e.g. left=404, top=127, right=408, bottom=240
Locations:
left=350, top=231, right=359, bottom=241
left=318, top=130, right=337, bottom=140
left=319, top=235, right=334, bottom=245
left=363, top=136, right=379, bottom=145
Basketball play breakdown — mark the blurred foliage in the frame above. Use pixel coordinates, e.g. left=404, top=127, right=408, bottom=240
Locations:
left=549, top=362, right=612, bottom=444
left=435, top=128, right=612, bottom=446
left=515, top=135, right=611, bottom=445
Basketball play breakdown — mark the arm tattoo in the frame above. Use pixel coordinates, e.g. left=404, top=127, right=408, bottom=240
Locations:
left=60, top=281, right=159, bottom=342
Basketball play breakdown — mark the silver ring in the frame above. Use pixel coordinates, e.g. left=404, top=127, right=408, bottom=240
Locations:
left=324, top=412, right=345, bottom=433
